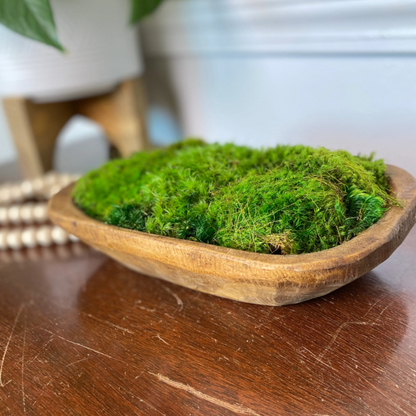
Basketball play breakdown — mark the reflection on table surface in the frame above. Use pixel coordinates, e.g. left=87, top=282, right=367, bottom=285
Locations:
left=0, top=228, right=416, bottom=416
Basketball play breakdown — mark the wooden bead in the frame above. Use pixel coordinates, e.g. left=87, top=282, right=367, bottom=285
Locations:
left=20, top=204, right=35, bottom=224
left=20, top=180, right=35, bottom=199
left=36, top=225, right=53, bottom=247
left=21, top=227, right=38, bottom=248
left=51, top=226, right=69, bottom=245
left=8, top=205, right=21, bottom=224
left=32, top=177, right=44, bottom=194
left=33, top=204, right=48, bottom=223
left=6, top=229, right=23, bottom=250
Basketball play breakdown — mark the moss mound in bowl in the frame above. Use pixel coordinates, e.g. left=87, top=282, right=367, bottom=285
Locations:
left=72, top=139, right=399, bottom=255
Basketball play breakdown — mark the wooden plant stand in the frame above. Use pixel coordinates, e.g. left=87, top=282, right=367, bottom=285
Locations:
left=2, top=77, right=149, bottom=179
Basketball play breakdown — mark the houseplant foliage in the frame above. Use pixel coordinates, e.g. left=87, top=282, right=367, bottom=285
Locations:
left=0, top=0, right=163, bottom=50
left=72, top=140, right=400, bottom=255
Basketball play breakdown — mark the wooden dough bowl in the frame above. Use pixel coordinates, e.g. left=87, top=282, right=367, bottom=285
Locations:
left=49, top=165, right=416, bottom=306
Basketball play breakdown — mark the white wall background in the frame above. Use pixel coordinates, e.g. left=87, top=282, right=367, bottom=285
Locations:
left=1, top=0, right=416, bottom=177
left=142, top=0, right=416, bottom=176
left=0, top=105, right=108, bottom=171
left=144, top=55, right=416, bottom=175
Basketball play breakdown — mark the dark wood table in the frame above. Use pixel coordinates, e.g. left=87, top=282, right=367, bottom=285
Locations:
left=1, top=227, right=416, bottom=416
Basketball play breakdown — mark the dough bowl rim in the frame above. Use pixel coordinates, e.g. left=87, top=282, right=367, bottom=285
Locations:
left=48, top=164, right=416, bottom=289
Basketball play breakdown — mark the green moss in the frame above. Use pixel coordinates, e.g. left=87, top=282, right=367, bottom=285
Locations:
left=72, top=140, right=400, bottom=255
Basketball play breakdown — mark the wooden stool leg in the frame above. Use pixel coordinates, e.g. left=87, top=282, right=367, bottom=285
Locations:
left=76, top=76, right=150, bottom=157
left=3, top=98, right=75, bottom=179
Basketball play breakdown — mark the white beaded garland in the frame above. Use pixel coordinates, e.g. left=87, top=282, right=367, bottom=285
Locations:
left=0, top=173, right=79, bottom=205
left=0, top=172, right=81, bottom=251
left=0, top=202, right=49, bottom=226
left=0, top=226, right=73, bottom=250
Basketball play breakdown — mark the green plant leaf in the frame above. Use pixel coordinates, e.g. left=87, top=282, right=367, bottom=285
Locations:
left=130, top=0, right=164, bottom=23
left=0, top=0, right=64, bottom=50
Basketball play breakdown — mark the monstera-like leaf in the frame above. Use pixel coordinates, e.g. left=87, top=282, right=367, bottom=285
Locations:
left=0, top=0, right=63, bottom=50
left=0, top=0, right=165, bottom=50
left=130, top=0, right=164, bottom=23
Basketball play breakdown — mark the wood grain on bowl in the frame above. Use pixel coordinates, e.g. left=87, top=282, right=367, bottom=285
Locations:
left=48, top=165, right=416, bottom=306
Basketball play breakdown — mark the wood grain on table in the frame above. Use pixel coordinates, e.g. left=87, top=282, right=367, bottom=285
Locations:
left=0, top=228, right=416, bottom=416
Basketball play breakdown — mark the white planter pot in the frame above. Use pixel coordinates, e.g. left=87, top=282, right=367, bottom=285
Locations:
left=0, top=0, right=143, bottom=102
